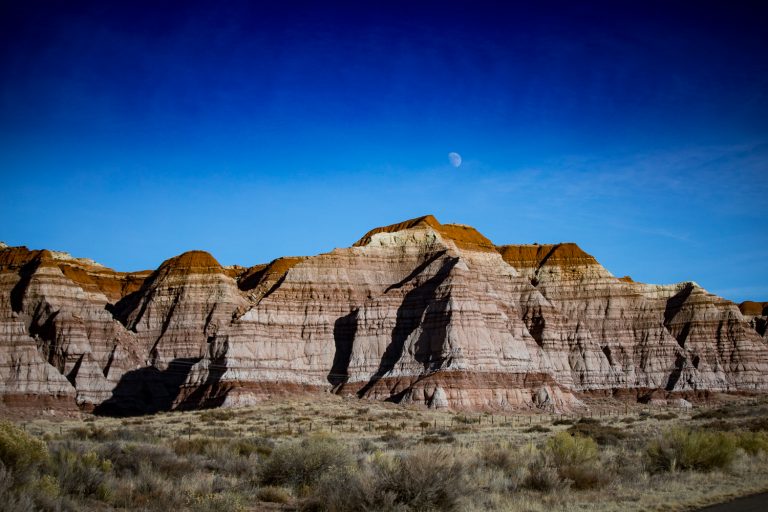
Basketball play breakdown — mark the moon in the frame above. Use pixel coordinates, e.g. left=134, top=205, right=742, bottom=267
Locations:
left=448, top=152, right=462, bottom=168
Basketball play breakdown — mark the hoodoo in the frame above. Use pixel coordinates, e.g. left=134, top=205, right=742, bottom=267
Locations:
left=1, top=217, right=767, bottom=415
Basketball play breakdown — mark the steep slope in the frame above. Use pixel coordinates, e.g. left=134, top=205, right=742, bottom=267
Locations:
left=0, top=247, right=146, bottom=409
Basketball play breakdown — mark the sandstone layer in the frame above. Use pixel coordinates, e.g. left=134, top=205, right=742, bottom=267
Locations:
left=1, top=218, right=766, bottom=414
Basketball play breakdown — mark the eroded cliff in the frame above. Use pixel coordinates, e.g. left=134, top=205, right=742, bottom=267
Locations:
left=1, top=218, right=766, bottom=415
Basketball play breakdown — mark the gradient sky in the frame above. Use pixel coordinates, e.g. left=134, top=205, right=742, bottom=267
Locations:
left=1, top=1, right=767, bottom=302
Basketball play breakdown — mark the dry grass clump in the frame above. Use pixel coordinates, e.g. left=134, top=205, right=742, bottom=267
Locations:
left=257, top=485, right=292, bottom=503
left=305, top=447, right=474, bottom=512
left=421, top=428, right=456, bottom=444
left=50, top=442, right=113, bottom=500
left=260, top=434, right=354, bottom=489
left=567, top=419, right=628, bottom=446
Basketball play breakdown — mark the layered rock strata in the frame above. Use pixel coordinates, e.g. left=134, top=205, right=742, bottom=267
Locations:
left=1, top=217, right=766, bottom=414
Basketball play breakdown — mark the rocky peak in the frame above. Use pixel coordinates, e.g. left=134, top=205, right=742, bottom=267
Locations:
left=354, top=214, right=496, bottom=253
left=156, top=250, right=224, bottom=276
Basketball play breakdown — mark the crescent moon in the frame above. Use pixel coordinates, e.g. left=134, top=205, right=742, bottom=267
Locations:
left=448, top=152, right=462, bottom=168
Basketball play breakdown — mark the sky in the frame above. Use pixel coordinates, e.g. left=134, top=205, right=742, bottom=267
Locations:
left=1, top=1, right=766, bottom=302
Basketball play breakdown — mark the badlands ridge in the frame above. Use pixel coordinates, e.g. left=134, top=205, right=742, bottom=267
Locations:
left=1, top=216, right=766, bottom=415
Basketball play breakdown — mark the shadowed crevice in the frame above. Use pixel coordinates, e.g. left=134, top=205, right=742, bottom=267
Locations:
left=665, top=353, right=687, bottom=391
left=328, top=308, right=359, bottom=388
left=663, top=283, right=695, bottom=347
left=9, top=258, right=41, bottom=313
left=357, top=256, right=458, bottom=398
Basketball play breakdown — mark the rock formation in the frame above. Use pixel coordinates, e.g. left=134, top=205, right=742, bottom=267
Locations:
left=1, top=217, right=766, bottom=415
left=740, top=301, right=768, bottom=342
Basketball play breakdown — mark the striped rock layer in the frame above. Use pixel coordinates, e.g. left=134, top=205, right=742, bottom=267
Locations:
left=0, top=216, right=766, bottom=414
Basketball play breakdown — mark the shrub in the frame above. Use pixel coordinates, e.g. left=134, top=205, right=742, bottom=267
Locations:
left=692, top=408, right=729, bottom=420
left=523, top=457, right=566, bottom=492
left=646, top=428, right=737, bottom=473
left=421, top=429, right=455, bottom=444
left=524, top=425, right=550, bottom=433
left=0, top=421, right=48, bottom=474
left=568, top=419, right=627, bottom=446
left=305, top=447, right=476, bottom=512
left=735, top=431, right=768, bottom=455
left=474, top=443, right=532, bottom=492
left=189, top=491, right=245, bottom=512
left=547, top=431, right=598, bottom=467
left=260, top=435, right=353, bottom=489
left=99, top=441, right=194, bottom=478
left=379, top=431, right=407, bottom=450
left=358, top=438, right=378, bottom=453
left=545, top=432, right=609, bottom=489
left=50, top=443, right=112, bottom=500
left=200, top=409, right=236, bottom=422
left=257, top=485, right=292, bottom=503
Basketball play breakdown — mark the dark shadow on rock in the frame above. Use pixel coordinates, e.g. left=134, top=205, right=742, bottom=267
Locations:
left=357, top=256, right=458, bottom=398
left=109, top=269, right=164, bottom=329
left=665, top=353, right=687, bottom=391
left=663, top=283, right=695, bottom=347
left=328, top=309, right=359, bottom=388
left=385, top=250, right=447, bottom=293
left=94, top=357, right=200, bottom=417
left=413, top=287, right=452, bottom=372
left=10, top=258, right=41, bottom=313
left=176, top=356, right=229, bottom=410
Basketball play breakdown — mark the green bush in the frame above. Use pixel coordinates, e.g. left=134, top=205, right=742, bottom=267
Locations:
left=547, top=431, right=598, bottom=467
left=545, top=432, right=609, bottom=489
left=735, top=431, right=768, bottom=455
left=646, top=428, right=737, bottom=472
left=0, top=420, right=48, bottom=473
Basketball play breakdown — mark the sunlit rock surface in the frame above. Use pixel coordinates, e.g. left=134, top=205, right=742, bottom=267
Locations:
left=1, top=217, right=766, bottom=414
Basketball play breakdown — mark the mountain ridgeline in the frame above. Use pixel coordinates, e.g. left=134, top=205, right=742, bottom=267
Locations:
left=1, top=216, right=766, bottom=415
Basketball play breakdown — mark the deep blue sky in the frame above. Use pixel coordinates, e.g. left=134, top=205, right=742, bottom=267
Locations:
left=1, top=1, right=767, bottom=302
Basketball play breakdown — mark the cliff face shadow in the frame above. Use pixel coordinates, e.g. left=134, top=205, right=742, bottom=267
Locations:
left=357, top=256, right=458, bottom=399
left=176, top=355, right=229, bottom=410
left=413, top=289, right=452, bottom=371
left=328, top=308, right=359, bottom=388
left=664, top=283, right=695, bottom=347
left=665, top=353, right=687, bottom=391
left=10, top=258, right=41, bottom=313
left=94, top=357, right=200, bottom=417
